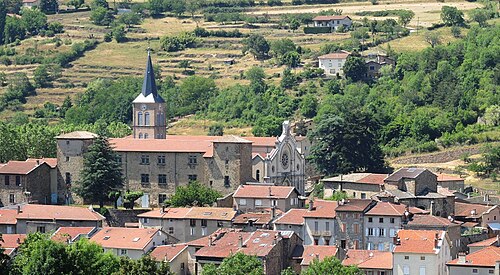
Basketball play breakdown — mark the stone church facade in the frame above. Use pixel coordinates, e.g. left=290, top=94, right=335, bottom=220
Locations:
left=56, top=53, right=305, bottom=207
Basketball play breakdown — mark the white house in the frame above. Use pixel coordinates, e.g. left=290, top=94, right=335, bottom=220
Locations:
left=312, top=15, right=352, bottom=30
left=318, top=51, right=350, bottom=76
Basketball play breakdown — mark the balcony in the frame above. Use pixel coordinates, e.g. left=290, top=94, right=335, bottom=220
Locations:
left=311, top=231, right=322, bottom=237
left=322, top=231, right=332, bottom=237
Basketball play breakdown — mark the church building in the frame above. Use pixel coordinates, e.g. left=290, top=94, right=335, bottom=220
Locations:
left=56, top=53, right=305, bottom=207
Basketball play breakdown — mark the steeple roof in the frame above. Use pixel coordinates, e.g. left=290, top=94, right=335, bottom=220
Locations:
left=133, top=51, right=165, bottom=103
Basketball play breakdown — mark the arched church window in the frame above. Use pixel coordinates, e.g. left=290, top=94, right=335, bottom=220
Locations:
left=139, top=133, right=143, bottom=139
left=256, top=170, right=260, bottom=181
left=144, top=133, right=149, bottom=139
left=138, top=112, right=143, bottom=126
left=145, top=112, right=150, bottom=126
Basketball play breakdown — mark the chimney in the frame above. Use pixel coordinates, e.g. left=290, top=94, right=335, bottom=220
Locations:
left=161, top=206, right=166, bottom=214
left=484, top=193, right=490, bottom=202
left=17, top=205, right=21, bottom=214
left=273, top=234, right=278, bottom=245
left=16, top=238, right=20, bottom=244
left=315, top=253, right=319, bottom=260
left=308, top=198, right=314, bottom=211
left=457, top=252, right=466, bottom=264
left=208, top=236, right=213, bottom=247
left=238, top=235, right=243, bottom=248
left=36, top=160, right=40, bottom=166
left=434, top=232, right=440, bottom=248
left=271, top=206, right=276, bottom=219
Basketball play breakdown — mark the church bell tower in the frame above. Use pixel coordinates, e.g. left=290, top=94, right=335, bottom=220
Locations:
left=132, top=51, right=166, bottom=139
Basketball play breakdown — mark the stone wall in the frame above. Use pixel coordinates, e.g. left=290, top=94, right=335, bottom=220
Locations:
left=105, top=208, right=150, bottom=227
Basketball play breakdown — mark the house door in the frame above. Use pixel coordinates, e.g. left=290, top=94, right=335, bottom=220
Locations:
left=141, top=193, right=149, bottom=208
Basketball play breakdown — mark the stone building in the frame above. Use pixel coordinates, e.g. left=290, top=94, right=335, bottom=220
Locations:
left=335, top=199, right=375, bottom=250
left=322, top=173, right=387, bottom=200
left=0, top=160, right=52, bottom=206
left=233, top=184, right=303, bottom=213
left=364, top=201, right=408, bottom=251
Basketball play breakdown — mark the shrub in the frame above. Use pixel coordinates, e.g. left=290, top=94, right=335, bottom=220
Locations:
left=303, top=26, right=331, bottom=34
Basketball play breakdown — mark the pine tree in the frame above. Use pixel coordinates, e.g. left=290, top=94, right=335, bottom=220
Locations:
left=75, top=134, right=123, bottom=208
left=0, top=0, right=6, bottom=45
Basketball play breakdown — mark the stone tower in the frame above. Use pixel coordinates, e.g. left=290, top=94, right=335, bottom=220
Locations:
left=132, top=52, right=166, bottom=139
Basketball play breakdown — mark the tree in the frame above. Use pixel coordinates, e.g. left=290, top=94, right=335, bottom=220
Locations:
left=21, top=8, right=47, bottom=35
left=112, top=25, right=126, bottom=42
left=179, top=59, right=190, bottom=73
left=39, top=0, right=58, bottom=14
left=208, top=124, right=224, bottom=136
left=0, top=0, right=6, bottom=45
left=68, top=0, right=84, bottom=9
left=484, top=105, right=500, bottom=126
left=469, top=8, right=490, bottom=27
left=242, top=34, right=270, bottom=60
left=450, top=26, right=461, bottom=38
left=252, top=115, right=282, bottom=137
left=300, top=94, right=318, bottom=118
left=148, top=0, right=164, bottom=16
left=91, top=0, right=108, bottom=9
left=170, top=0, right=186, bottom=17
left=280, top=68, right=298, bottom=89
left=75, top=134, right=123, bottom=208
left=202, top=253, right=264, bottom=275
left=398, top=10, right=414, bottom=28
left=441, top=6, right=464, bottom=26
left=302, top=256, right=362, bottom=275
left=33, top=64, right=61, bottom=88
left=282, top=51, right=301, bottom=68
left=48, top=21, right=64, bottom=33
left=270, top=38, right=296, bottom=65
left=289, top=19, right=300, bottom=32
left=118, top=12, right=142, bottom=27
left=343, top=55, right=367, bottom=82
left=245, top=66, right=266, bottom=93
left=65, top=238, right=121, bottom=275
left=424, top=31, right=441, bottom=48
left=309, top=112, right=384, bottom=175
left=90, top=6, right=114, bottom=26
left=167, top=181, right=221, bottom=207
left=4, top=16, right=26, bottom=44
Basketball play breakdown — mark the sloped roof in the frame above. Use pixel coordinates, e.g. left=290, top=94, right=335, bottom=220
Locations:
left=365, top=202, right=406, bottom=216
left=26, top=158, right=57, bottom=168
left=407, top=215, right=460, bottom=228
left=150, top=244, right=188, bottom=262
left=455, top=202, right=494, bottom=218
left=323, top=173, right=386, bottom=186
left=233, top=211, right=280, bottom=226
left=55, top=131, right=97, bottom=139
left=303, top=200, right=337, bottom=219
left=342, top=250, right=393, bottom=270
left=133, top=52, right=164, bottom=104
left=447, top=246, right=500, bottom=267
left=318, top=52, right=350, bottom=60
left=90, top=227, right=161, bottom=250
left=51, top=227, right=97, bottom=243
left=297, top=245, right=338, bottom=266
left=16, top=204, right=105, bottom=221
left=393, top=230, right=445, bottom=254
left=0, top=160, right=49, bottom=175
left=468, top=236, right=499, bottom=248
left=233, top=185, right=296, bottom=199
left=385, top=168, right=430, bottom=182
left=436, top=174, right=463, bottom=182
left=138, top=207, right=236, bottom=221
left=274, top=209, right=308, bottom=225
left=313, top=15, right=350, bottom=21
left=0, top=209, right=18, bottom=225
left=0, top=234, right=26, bottom=255
left=336, top=199, right=373, bottom=212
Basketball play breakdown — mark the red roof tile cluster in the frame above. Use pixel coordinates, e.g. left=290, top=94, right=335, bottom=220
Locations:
left=468, top=236, right=499, bottom=248
left=16, top=204, right=105, bottom=221
left=90, top=227, right=161, bottom=250
left=407, top=215, right=460, bottom=227
left=336, top=199, right=373, bottom=212
left=313, top=15, right=350, bottom=21
left=26, top=158, right=57, bottom=168
left=51, top=227, right=96, bottom=243
left=393, top=230, right=445, bottom=254
left=0, top=209, right=18, bottom=225
left=342, top=250, right=393, bottom=270
left=0, top=160, right=49, bottom=175
left=233, top=185, right=296, bottom=199
left=299, top=245, right=338, bottom=266
left=233, top=211, right=281, bottom=226
left=436, top=174, right=463, bottom=182
left=455, top=202, right=494, bottom=218
left=365, top=202, right=406, bottom=216
left=447, top=246, right=500, bottom=267
left=303, top=200, right=338, bottom=219
left=318, top=52, right=350, bottom=60
left=194, top=229, right=292, bottom=259
left=357, top=174, right=387, bottom=185
left=150, top=244, right=188, bottom=262
left=138, top=207, right=236, bottom=221
left=1, top=234, right=26, bottom=255
left=274, top=209, right=308, bottom=225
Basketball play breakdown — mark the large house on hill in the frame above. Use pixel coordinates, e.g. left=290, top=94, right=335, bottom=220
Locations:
left=56, top=53, right=306, bottom=207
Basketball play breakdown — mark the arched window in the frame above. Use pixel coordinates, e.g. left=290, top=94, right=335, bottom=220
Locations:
left=138, top=133, right=143, bottom=139
left=256, top=170, right=260, bottom=181
left=144, top=133, right=149, bottom=139
left=145, top=112, right=150, bottom=126
left=138, top=112, right=143, bottom=126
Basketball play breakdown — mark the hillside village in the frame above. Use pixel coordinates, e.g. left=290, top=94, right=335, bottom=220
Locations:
left=0, top=0, right=499, bottom=273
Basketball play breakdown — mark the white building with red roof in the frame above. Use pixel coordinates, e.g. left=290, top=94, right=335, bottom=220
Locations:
left=393, top=230, right=451, bottom=275
left=90, top=227, right=176, bottom=259
left=233, top=184, right=303, bottom=213
left=51, top=226, right=98, bottom=243
left=291, top=245, right=343, bottom=272
left=312, top=15, right=352, bottom=30
left=322, top=173, right=386, bottom=200
left=0, top=234, right=26, bottom=256
left=317, top=51, right=351, bottom=76
left=447, top=246, right=500, bottom=275
left=342, top=249, right=393, bottom=274
left=150, top=243, right=189, bottom=274
left=468, top=236, right=500, bottom=253
left=274, top=208, right=308, bottom=240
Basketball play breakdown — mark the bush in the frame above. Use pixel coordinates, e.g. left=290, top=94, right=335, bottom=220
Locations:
left=103, top=32, right=112, bottom=42
left=47, top=22, right=64, bottom=33
left=160, top=32, right=199, bottom=52
left=112, top=25, right=126, bottom=43
left=303, top=26, right=331, bottom=34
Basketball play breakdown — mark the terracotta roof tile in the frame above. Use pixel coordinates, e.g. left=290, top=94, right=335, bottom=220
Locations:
left=313, top=15, right=350, bottom=21
left=299, top=245, right=338, bottom=266
left=0, top=234, right=26, bottom=250
left=303, top=200, right=337, bottom=219
left=468, top=236, right=499, bottom=247
left=0, top=160, right=49, bottom=175
left=274, top=209, right=308, bottom=225
left=51, top=227, right=96, bottom=243
left=244, top=137, right=277, bottom=147
left=138, top=207, right=191, bottom=219
left=393, top=230, right=445, bottom=254
left=357, top=174, right=387, bottom=185
left=455, top=202, right=494, bottom=218
left=447, top=246, right=500, bottom=267
left=16, top=204, right=105, bottom=221
left=138, top=207, right=236, bottom=221
left=336, top=199, right=373, bottom=212
left=436, top=174, right=463, bottom=182
left=342, top=250, right=393, bottom=269
left=365, top=202, right=406, bottom=216
left=0, top=209, right=18, bottom=225
left=437, top=186, right=456, bottom=197
left=318, top=52, right=350, bottom=60
left=150, top=244, right=188, bottom=262
left=407, top=215, right=460, bottom=227
left=233, top=185, right=296, bottom=199
left=90, top=227, right=161, bottom=250
left=55, top=131, right=97, bottom=139
left=26, top=158, right=57, bottom=168
left=233, top=211, right=281, bottom=226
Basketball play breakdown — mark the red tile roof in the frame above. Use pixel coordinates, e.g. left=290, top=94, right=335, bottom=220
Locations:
left=233, top=185, right=296, bottom=199
left=299, top=245, right=338, bottom=266
left=90, top=227, right=161, bottom=250
left=138, top=207, right=236, bottom=221
left=336, top=199, right=373, bottom=212
left=455, top=202, right=494, bottom=218
left=436, top=174, right=463, bottom=182
left=1, top=234, right=26, bottom=255
left=27, top=158, right=57, bottom=169
left=313, top=15, right=350, bottom=21
left=16, top=204, right=105, bottom=221
left=244, top=137, right=277, bottom=147
left=318, top=52, right=350, bottom=60
left=447, top=246, right=500, bottom=267
left=0, top=160, right=49, bottom=175
left=51, top=227, right=96, bottom=243
left=303, top=200, right=337, bottom=219
left=365, top=202, right=406, bottom=216
left=194, top=229, right=292, bottom=259
left=357, top=174, right=387, bottom=185
left=55, top=131, right=97, bottom=139
left=437, top=186, right=456, bottom=197
left=274, top=209, right=308, bottom=225
left=233, top=211, right=281, bottom=226
left=342, top=250, right=393, bottom=270
left=393, top=230, right=445, bottom=254
left=407, top=215, right=460, bottom=227
left=468, top=236, right=499, bottom=248
left=0, top=209, right=18, bottom=225
left=150, top=244, right=188, bottom=262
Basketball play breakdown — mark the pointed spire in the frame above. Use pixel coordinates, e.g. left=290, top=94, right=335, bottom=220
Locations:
left=141, top=50, right=158, bottom=97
